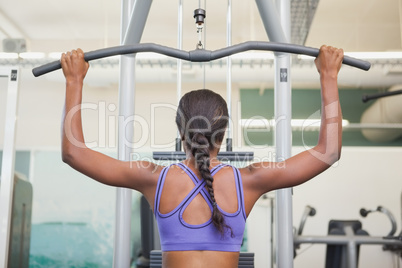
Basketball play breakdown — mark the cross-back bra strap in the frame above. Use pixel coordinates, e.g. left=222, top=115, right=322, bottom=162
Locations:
left=154, top=164, right=171, bottom=213
left=180, top=179, right=208, bottom=208
left=177, top=163, right=226, bottom=204
left=176, top=163, right=211, bottom=203
left=233, top=166, right=247, bottom=220
left=154, top=164, right=207, bottom=217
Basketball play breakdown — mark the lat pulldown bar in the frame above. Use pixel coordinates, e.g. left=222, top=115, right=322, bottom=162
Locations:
left=32, top=41, right=371, bottom=77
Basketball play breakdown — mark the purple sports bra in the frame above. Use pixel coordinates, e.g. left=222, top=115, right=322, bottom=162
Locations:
left=154, top=163, right=247, bottom=252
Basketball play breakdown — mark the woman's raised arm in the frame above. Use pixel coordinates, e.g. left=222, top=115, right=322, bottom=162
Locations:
left=243, top=45, right=344, bottom=199
left=60, top=49, right=160, bottom=201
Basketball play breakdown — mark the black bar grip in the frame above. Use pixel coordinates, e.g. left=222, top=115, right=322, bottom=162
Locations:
left=32, top=41, right=371, bottom=77
left=33, top=60, right=62, bottom=77
left=362, top=89, right=402, bottom=103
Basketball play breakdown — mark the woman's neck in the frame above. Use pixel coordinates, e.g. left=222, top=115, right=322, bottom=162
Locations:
left=183, top=147, right=222, bottom=169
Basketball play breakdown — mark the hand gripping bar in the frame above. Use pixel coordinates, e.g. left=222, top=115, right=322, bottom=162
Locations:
left=32, top=41, right=371, bottom=77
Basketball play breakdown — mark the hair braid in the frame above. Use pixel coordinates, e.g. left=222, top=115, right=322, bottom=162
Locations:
left=176, top=89, right=232, bottom=236
left=191, top=133, right=233, bottom=237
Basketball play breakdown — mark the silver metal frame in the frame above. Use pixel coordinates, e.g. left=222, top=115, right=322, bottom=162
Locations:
left=0, top=1, right=375, bottom=267
left=0, top=67, right=20, bottom=268
left=115, top=0, right=293, bottom=266
left=114, top=0, right=152, bottom=267
left=176, top=0, right=183, bottom=141
left=226, top=0, right=233, bottom=141
left=294, top=228, right=402, bottom=268
left=106, top=1, right=369, bottom=267
left=255, top=0, right=287, bottom=43
left=28, top=1, right=368, bottom=267
left=255, top=0, right=294, bottom=267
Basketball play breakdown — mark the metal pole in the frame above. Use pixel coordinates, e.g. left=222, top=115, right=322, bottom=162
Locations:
left=203, top=0, right=207, bottom=89
left=345, top=226, right=357, bottom=268
left=177, top=0, right=183, bottom=104
left=275, top=0, right=293, bottom=267
left=0, top=67, right=20, bottom=268
left=226, top=0, right=232, bottom=145
left=175, top=0, right=183, bottom=149
left=115, top=0, right=152, bottom=267
left=255, top=0, right=293, bottom=267
left=122, top=0, right=153, bottom=45
left=255, top=0, right=287, bottom=44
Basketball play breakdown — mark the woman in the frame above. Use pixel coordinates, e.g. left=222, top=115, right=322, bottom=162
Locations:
left=60, top=45, right=344, bottom=268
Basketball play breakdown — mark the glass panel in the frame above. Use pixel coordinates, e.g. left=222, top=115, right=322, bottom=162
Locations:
left=29, top=150, right=116, bottom=267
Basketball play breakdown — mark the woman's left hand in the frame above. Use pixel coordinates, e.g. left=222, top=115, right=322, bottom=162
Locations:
left=61, top=48, right=89, bottom=83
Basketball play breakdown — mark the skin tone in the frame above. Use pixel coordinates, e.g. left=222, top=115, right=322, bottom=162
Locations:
left=60, top=45, right=343, bottom=268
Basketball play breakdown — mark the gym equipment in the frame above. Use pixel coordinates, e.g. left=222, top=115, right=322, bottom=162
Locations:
left=135, top=196, right=158, bottom=268
left=360, top=205, right=402, bottom=254
left=32, top=42, right=370, bottom=77
left=152, top=4, right=254, bottom=162
left=360, top=206, right=397, bottom=237
left=324, top=220, right=369, bottom=268
left=362, top=89, right=402, bottom=103
left=294, top=205, right=402, bottom=268
left=139, top=5, right=253, bottom=267
left=296, top=205, right=316, bottom=236
left=31, top=0, right=371, bottom=266
left=1, top=173, right=33, bottom=268
left=0, top=68, right=34, bottom=268
left=0, top=67, right=24, bottom=268
left=113, top=0, right=153, bottom=266
left=30, top=8, right=371, bottom=160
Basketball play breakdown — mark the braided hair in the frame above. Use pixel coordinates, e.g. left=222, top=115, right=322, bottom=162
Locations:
left=176, top=89, right=232, bottom=236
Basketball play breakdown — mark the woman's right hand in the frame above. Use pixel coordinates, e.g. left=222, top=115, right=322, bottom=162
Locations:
left=314, top=45, right=344, bottom=78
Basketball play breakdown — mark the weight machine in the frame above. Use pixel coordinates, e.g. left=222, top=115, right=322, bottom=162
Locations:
left=294, top=204, right=402, bottom=268
left=32, top=0, right=371, bottom=267
left=0, top=68, right=33, bottom=268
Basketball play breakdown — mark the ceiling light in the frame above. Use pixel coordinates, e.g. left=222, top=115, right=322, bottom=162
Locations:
left=0, top=52, right=18, bottom=59
left=48, top=52, right=63, bottom=59
left=18, top=52, right=45, bottom=59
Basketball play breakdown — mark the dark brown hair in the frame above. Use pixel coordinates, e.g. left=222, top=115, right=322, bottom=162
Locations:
left=175, top=89, right=232, bottom=236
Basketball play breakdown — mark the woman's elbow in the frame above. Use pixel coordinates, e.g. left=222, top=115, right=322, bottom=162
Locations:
left=62, top=149, right=74, bottom=165
left=61, top=143, right=79, bottom=166
left=337, top=147, right=342, bottom=161
left=314, top=143, right=342, bottom=166
left=335, top=140, right=342, bottom=161
left=328, top=147, right=342, bottom=166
